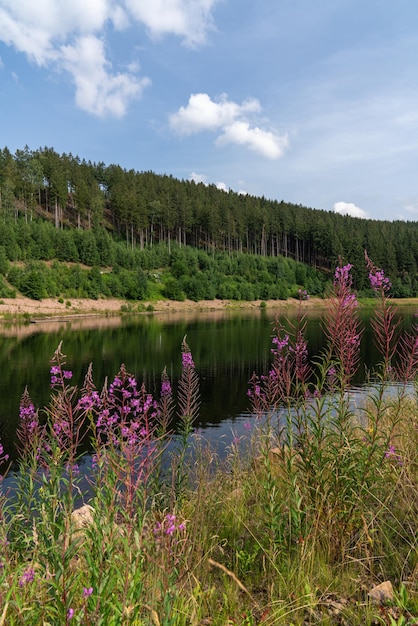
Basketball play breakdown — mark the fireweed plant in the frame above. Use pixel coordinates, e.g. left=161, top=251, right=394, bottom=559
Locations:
left=246, top=257, right=418, bottom=597
left=0, top=339, right=198, bottom=624
left=0, top=256, right=417, bottom=624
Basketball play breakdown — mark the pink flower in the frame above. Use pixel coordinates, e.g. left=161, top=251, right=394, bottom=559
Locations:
left=19, top=568, right=35, bottom=586
left=182, top=351, right=195, bottom=368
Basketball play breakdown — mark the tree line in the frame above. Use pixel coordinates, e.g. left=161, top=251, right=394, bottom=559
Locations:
left=1, top=145, right=418, bottom=298
left=0, top=220, right=325, bottom=302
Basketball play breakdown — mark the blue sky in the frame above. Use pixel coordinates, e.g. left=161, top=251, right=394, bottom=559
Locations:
left=1, top=0, right=418, bottom=221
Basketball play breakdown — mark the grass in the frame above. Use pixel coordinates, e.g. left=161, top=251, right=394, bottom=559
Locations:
left=1, top=394, right=417, bottom=625
left=0, top=257, right=417, bottom=625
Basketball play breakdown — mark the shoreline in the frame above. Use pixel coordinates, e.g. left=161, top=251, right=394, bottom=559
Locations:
left=0, top=294, right=417, bottom=325
left=0, top=295, right=328, bottom=323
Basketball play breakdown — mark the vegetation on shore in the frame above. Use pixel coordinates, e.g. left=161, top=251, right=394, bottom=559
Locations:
left=0, top=255, right=417, bottom=624
left=0, top=234, right=326, bottom=304
left=1, top=145, right=418, bottom=304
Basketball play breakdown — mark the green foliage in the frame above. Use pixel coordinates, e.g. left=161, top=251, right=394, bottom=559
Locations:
left=0, top=275, right=15, bottom=297
left=0, top=246, right=9, bottom=275
left=19, top=268, right=48, bottom=300
left=180, top=274, right=217, bottom=301
left=75, top=229, right=100, bottom=266
left=1, top=144, right=418, bottom=300
left=114, top=268, right=148, bottom=300
left=55, top=229, right=79, bottom=262
left=163, top=276, right=186, bottom=301
left=0, top=221, right=21, bottom=260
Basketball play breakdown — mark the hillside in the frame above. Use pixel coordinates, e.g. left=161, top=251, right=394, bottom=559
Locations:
left=1, top=146, right=418, bottom=300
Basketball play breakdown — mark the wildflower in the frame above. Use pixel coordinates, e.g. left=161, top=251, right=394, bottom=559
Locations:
left=247, top=383, right=261, bottom=398
left=342, top=293, right=358, bottom=307
left=19, top=568, right=35, bottom=586
left=243, top=422, right=252, bottom=430
left=325, top=260, right=362, bottom=387
left=65, top=462, right=80, bottom=476
left=291, top=333, right=310, bottom=383
left=0, top=443, right=9, bottom=462
left=76, top=390, right=100, bottom=412
left=334, top=263, right=353, bottom=285
left=178, top=338, right=200, bottom=424
left=165, top=521, right=177, bottom=535
left=384, top=445, right=402, bottom=465
left=63, top=370, right=73, bottom=380
left=181, top=351, right=195, bottom=369
left=181, top=334, right=196, bottom=369
left=154, top=514, right=186, bottom=537
left=161, top=379, right=172, bottom=396
left=67, top=608, right=74, bottom=620
left=365, top=250, right=392, bottom=294
left=50, top=365, right=62, bottom=386
left=298, top=289, right=309, bottom=300
left=369, top=269, right=391, bottom=293
left=19, top=404, right=38, bottom=433
left=384, top=445, right=396, bottom=458
left=83, top=587, right=93, bottom=598
left=232, top=434, right=240, bottom=445
left=271, top=334, right=289, bottom=354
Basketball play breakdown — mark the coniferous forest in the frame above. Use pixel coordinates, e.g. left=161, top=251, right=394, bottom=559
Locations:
left=0, top=145, right=417, bottom=302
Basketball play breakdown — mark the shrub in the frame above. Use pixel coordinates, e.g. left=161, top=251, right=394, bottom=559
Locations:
left=163, top=276, right=186, bottom=301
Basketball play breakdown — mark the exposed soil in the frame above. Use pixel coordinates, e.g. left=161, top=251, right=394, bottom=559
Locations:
left=0, top=295, right=328, bottom=322
left=0, top=295, right=416, bottom=327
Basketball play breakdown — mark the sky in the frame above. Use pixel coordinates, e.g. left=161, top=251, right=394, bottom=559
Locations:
left=1, top=0, right=418, bottom=222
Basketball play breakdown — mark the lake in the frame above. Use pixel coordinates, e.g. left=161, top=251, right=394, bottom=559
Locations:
left=0, top=304, right=417, bottom=461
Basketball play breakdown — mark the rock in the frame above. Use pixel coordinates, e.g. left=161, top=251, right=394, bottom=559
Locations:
left=368, top=580, right=394, bottom=604
left=71, top=504, right=94, bottom=530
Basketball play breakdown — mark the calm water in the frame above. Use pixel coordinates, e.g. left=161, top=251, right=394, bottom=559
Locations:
left=0, top=305, right=416, bottom=460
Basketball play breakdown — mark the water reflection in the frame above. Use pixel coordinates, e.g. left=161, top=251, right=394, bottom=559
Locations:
left=0, top=305, right=416, bottom=460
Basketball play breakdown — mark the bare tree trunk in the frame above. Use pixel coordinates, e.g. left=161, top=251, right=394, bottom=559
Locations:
left=55, top=198, right=59, bottom=229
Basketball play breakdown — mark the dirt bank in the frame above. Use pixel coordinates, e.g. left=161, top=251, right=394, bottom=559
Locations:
left=0, top=295, right=328, bottom=322
left=1, top=295, right=416, bottom=324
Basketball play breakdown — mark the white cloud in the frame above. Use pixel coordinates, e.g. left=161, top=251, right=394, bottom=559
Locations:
left=216, top=121, right=288, bottom=159
left=189, top=172, right=208, bottom=184
left=0, top=6, right=55, bottom=65
left=0, top=0, right=218, bottom=116
left=189, top=173, right=228, bottom=191
left=169, top=93, right=261, bottom=135
left=0, top=0, right=114, bottom=64
left=0, top=1, right=145, bottom=116
left=123, top=0, right=219, bottom=47
left=60, top=36, right=149, bottom=118
left=333, top=201, right=368, bottom=219
left=170, top=93, right=287, bottom=159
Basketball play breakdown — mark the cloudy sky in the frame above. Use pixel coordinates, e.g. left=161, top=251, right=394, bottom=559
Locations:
left=1, top=0, right=418, bottom=221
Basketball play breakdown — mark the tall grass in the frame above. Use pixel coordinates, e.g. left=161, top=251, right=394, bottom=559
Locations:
left=0, top=255, right=417, bottom=625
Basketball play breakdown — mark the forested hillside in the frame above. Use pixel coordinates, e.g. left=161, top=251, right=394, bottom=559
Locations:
left=1, top=145, right=417, bottom=300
